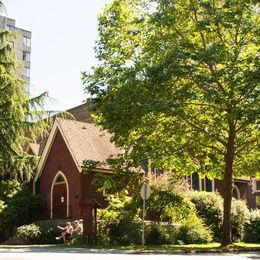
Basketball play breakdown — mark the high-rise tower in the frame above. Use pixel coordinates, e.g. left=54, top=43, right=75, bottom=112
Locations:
left=0, top=15, right=31, bottom=86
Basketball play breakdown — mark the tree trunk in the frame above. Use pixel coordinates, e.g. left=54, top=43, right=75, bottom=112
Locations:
left=222, top=123, right=235, bottom=246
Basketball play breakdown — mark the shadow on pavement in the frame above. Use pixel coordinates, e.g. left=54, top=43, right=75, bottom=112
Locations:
left=0, top=247, right=260, bottom=257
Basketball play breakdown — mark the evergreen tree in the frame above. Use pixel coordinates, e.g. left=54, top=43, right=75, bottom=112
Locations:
left=0, top=7, right=51, bottom=183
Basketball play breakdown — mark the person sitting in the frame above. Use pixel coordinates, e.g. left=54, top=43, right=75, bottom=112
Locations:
left=55, top=221, right=74, bottom=243
left=72, top=220, right=83, bottom=238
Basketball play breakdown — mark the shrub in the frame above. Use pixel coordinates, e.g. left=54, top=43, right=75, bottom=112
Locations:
left=190, top=192, right=251, bottom=242
left=0, top=200, right=6, bottom=213
left=244, top=209, right=260, bottom=243
left=0, top=181, right=44, bottom=242
left=147, top=191, right=197, bottom=223
left=231, top=199, right=250, bottom=242
left=147, top=175, right=196, bottom=223
left=34, top=223, right=61, bottom=244
left=14, top=223, right=60, bottom=244
left=145, top=224, right=178, bottom=245
left=176, top=217, right=213, bottom=244
left=15, top=224, right=41, bottom=244
left=97, top=193, right=212, bottom=245
left=96, top=195, right=141, bottom=245
left=190, top=191, right=223, bottom=241
left=109, top=222, right=141, bottom=245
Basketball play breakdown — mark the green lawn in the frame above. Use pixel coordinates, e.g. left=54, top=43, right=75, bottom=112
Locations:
left=233, top=242, right=260, bottom=248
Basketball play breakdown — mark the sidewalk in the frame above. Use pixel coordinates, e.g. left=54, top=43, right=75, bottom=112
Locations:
left=1, top=243, right=260, bottom=254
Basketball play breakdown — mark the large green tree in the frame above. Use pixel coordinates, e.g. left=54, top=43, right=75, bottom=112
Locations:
left=0, top=7, right=52, bottom=183
left=84, top=0, right=259, bottom=245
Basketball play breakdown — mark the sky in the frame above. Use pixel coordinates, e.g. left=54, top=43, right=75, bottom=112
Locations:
left=2, top=0, right=112, bottom=110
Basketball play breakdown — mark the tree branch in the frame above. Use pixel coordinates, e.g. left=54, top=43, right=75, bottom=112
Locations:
left=180, top=102, right=223, bottom=110
left=235, top=139, right=257, bottom=155
left=207, top=63, right=227, bottom=95
left=181, top=114, right=227, bottom=147
left=191, top=6, right=227, bottom=95
left=192, top=8, right=207, bottom=49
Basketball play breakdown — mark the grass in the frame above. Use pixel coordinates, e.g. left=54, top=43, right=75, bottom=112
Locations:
left=233, top=242, right=260, bottom=248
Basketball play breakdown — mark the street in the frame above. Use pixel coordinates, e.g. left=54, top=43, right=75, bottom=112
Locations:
left=0, top=247, right=259, bottom=260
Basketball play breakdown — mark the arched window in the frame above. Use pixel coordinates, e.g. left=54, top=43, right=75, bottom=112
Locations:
left=232, top=185, right=240, bottom=200
left=55, top=174, right=65, bottom=184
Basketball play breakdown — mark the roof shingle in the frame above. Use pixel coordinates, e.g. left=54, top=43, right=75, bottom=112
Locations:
left=56, top=118, right=122, bottom=167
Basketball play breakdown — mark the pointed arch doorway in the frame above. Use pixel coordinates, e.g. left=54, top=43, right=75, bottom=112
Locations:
left=51, top=171, right=69, bottom=219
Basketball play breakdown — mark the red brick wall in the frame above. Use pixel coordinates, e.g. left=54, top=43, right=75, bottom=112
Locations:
left=214, top=179, right=252, bottom=206
left=235, top=182, right=249, bottom=202
left=38, top=130, right=82, bottom=219
left=187, top=177, right=253, bottom=208
left=81, top=172, right=108, bottom=210
left=214, top=179, right=224, bottom=196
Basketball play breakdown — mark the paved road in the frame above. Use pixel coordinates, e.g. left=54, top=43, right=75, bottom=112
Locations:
left=0, top=247, right=260, bottom=260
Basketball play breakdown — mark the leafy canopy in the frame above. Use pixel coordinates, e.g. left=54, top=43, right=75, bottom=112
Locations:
left=84, top=0, right=259, bottom=178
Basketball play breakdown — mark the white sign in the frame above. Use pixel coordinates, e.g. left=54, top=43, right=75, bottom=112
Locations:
left=141, top=184, right=151, bottom=200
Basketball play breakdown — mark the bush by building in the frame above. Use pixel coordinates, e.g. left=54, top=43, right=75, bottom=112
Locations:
left=190, top=191, right=223, bottom=241
left=190, top=191, right=250, bottom=242
left=14, top=222, right=60, bottom=244
left=96, top=193, right=213, bottom=245
left=96, top=195, right=142, bottom=245
left=0, top=181, right=44, bottom=242
left=176, top=217, right=213, bottom=244
left=244, top=209, right=260, bottom=243
left=145, top=224, right=178, bottom=245
left=230, top=199, right=250, bottom=242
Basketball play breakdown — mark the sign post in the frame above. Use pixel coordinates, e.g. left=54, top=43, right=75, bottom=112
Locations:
left=140, top=183, right=151, bottom=247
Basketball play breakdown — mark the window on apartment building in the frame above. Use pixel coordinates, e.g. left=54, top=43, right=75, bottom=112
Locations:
left=25, top=82, right=30, bottom=93
left=6, top=24, right=15, bottom=31
left=23, top=36, right=31, bottom=47
left=23, top=51, right=31, bottom=62
left=23, top=67, right=30, bottom=77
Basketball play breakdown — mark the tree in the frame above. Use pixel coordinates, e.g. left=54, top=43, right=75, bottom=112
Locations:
left=0, top=180, right=43, bottom=242
left=0, top=7, right=52, bottom=183
left=84, top=0, right=259, bottom=245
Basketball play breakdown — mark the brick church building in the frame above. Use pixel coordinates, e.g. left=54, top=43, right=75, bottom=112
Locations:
left=28, top=104, right=260, bottom=235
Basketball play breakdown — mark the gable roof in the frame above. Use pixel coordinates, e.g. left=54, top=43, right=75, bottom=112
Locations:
left=33, top=104, right=94, bottom=156
left=57, top=118, right=121, bottom=167
left=33, top=118, right=122, bottom=193
left=67, top=104, right=94, bottom=124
